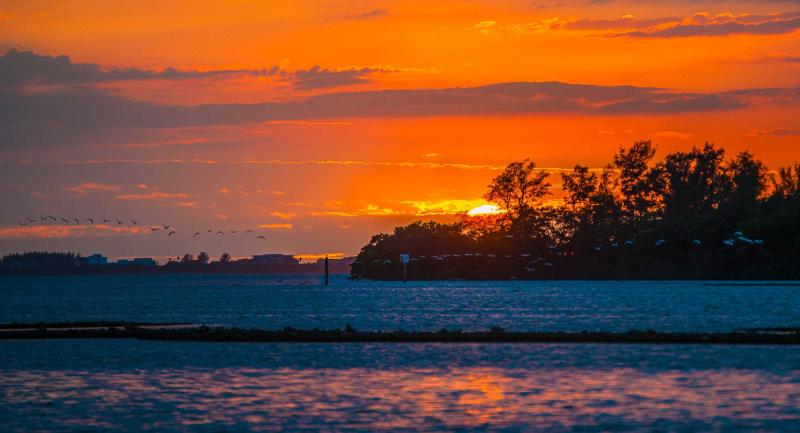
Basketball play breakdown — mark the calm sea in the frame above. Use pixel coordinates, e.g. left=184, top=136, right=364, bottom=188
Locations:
left=1, top=275, right=799, bottom=432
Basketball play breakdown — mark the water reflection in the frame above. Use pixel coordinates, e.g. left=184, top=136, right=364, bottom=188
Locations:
left=2, top=366, right=799, bottom=432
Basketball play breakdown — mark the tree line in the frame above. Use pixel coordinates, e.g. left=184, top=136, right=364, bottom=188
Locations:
left=352, top=141, right=800, bottom=280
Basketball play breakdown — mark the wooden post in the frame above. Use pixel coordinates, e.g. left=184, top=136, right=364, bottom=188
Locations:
left=324, top=255, right=329, bottom=285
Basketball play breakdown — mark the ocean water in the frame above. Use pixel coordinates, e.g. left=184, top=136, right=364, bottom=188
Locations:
left=2, top=275, right=800, bottom=432
left=1, top=275, right=799, bottom=332
left=1, top=340, right=799, bottom=432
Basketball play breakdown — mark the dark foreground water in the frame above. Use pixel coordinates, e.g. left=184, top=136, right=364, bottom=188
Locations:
left=2, top=275, right=800, bottom=332
left=1, top=340, right=799, bottom=432
left=2, top=275, right=800, bottom=432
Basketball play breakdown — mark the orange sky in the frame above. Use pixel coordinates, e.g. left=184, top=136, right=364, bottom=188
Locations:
left=1, top=0, right=799, bottom=259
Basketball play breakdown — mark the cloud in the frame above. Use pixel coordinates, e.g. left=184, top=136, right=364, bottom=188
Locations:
left=506, top=11, right=800, bottom=38
left=650, top=130, right=695, bottom=140
left=2, top=76, right=795, bottom=149
left=63, top=182, right=121, bottom=197
left=354, top=9, right=388, bottom=19
left=114, top=191, right=190, bottom=200
left=271, top=212, right=296, bottom=220
left=259, top=223, right=293, bottom=230
left=0, top=49, right=281, bottom=88
left=747, top=126, right=800, bottom=136
left=291, top=65, right=396, bottom=90
left=619, top=11, right=800, bottom=38
left=0, top=224, right=148, bottom=239
left=563, top=15, right=681, bottom=31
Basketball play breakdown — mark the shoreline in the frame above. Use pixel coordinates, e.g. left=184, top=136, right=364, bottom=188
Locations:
left=1, top=323, right=799, bottom=345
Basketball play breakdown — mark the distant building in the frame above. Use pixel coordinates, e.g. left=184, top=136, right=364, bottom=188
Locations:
left=251, top=254, right=300, bottom=265
left=82, top=254, right=108, bottom=266
left=116, top=257, right=158, bottom=266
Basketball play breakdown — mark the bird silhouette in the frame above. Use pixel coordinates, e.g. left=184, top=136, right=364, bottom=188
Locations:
left=206, top=228, right=212, bottom=233
left=150, top=227, right=160, bottom=231
left=168, top=230, right=177, bottom=237
left=103, top=218, right=110, bottom=223
left=257, top=235, right=266, bottom=239
left=39, top=214, right=46, bottom=221
left=48, top=215, right=56, bottom=222
left=73, top=218, right=80, bottom=224
left=17, top=220, right=26, bottom=226
left=244, top=229, right=254, bottom=233
left=27, top=217, right=35, bottom=223
left=132, top=220, right=139, bottom=225
left=60, top=218, right=69, bottom=224
left=116, top=220, right=123, bottom=225
left=87, top=218, right=94, bottom=224
left=217, top=231, right=224, bottom=235
left=163, top=224, right=171, bottom=230
left=193, top=232, right=200, bottom=237
left=230, top=230, right=237, bottom=234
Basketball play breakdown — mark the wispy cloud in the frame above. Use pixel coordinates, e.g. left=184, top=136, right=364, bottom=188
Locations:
left=495, top=11, right=800, bottom=38
left=63, top=182, right=121, bottom=197
left=115, top=191, right=190, bottom=200
left=291, top=65, right=398, bottom=90
left=0, top=50, right=408, bottom=91
left=747, top=126, right=800, bottom=136
left=259, top=223, right=293, bottom=229
left=0, top=224, right=149, bottom=239
left=618, top=11, right=800, bottom=38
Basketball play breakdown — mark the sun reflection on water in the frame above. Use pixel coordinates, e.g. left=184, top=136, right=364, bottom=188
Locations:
left=2, top=366, right=799, bottom=432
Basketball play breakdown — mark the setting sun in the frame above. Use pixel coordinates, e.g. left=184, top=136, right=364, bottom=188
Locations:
left=467, top=204, right=505, bottom=217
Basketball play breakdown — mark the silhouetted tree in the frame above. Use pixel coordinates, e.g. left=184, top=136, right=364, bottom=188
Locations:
left=181, top=253, right=194, bottom=263
left=197, top=252, right=209, bottom=265
left=484, top=159, right=551, bottom=224
left=219, top=253, right=231, bottom=264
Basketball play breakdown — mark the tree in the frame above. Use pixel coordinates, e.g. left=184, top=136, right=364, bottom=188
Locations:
left=181, top=253, right=194, bottom=263
left=219, top=253, right=231, bottom=264
left=613, top=140, right=663, bottom=227
left=725, top=151, right=767, bottom=213
left=659, top=143, right=728, bottom=217
left=484, top=159, right=551, bottom=223
left=197, top=252, right=209, bottom=265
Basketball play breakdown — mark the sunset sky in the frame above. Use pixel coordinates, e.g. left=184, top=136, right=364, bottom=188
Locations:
left=1, top=0, right=799, bottom=260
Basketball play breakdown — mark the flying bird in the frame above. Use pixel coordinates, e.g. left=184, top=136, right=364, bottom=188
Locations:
left=48, top=215, right=57, bottom=221
left=103, top=218, right=110, bottom=223
left=60, top=218, right=70, bottom=224
left=87, top=218, right=94, bottom=224
left=193, top=232, right=200, bottom=237
left=27, top=217, right=35, bottom=223
left=257, top=235, right=266, bottom=239
left=132, top=220, right=139, bottom=225
left=17, top=220, right=26, bottom=226
left=207, top=228, right=212, bottom=233
left=150, top=227, right=160, bottom=231
left=230, top=230, right=237, bottom=234
left=163, top=224, right=171, bottom=230
left=73, top=218, right=80, bottom=224
left=116, top=220, right=123, bottom=225
left=244, top=229, right=254, bottom=233
left=217, top=231, right=224, bottom=235
left=168, top=230, right=177, bottom=237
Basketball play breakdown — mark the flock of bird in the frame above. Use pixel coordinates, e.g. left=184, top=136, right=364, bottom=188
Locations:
left=15, top=214, right=268, bottom=240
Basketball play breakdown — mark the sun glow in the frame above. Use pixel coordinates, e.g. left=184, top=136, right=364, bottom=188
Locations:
left=467, top=204, right=505, bottom=217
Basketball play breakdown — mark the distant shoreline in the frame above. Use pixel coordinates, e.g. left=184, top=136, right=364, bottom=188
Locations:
left=2, top=322, right=799, bottom=345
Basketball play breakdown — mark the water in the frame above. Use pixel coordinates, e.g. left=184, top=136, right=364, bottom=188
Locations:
left=2, top=275, right=800, bottom=432
left=1, top=340, right=799, bottom=432
left=1, top=275, right=799, bottom=332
